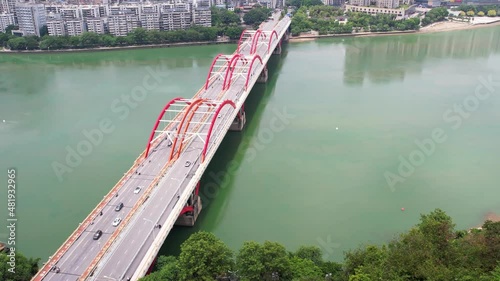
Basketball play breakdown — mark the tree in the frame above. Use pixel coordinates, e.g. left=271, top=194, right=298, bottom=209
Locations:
left=0, top=32, right=11, bottom=47
left=295, top=245, right=323, bottom=266
left=261, top=241, right=291, bottom=280
left=243, top=7, right=271, bottom=26
left=5, top=25, right=18, bottom=35
left=482, top=220, right=500, bottom=270
left=39, top=25, right=48, bottom=37
left=211, top=7, right=241, bottom=26
left=80, top=32, right=100, bottom=47
left=25, top=36, right=39, bottom=50
left=0, top=251, right=40, bottom=281
left=177, top=231, right=233, bottom=281
left=302, top=0, right=323, bottom=6
left=289, top=256, right=323, bottom=280
left=139, top=256, right=178, bottom=281
left=477, top=11, right=485, bottom=16
left=236, top=241, right=265, bottom=281
left=487, top=10, right=497, bottom=17
left=7, top=37, right=27, bottom=50
left=417, top=208, right=455, bottom=260
left=467, top=10, right=475, bottom=16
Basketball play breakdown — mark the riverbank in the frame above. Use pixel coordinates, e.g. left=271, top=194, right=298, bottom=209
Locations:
left=0, top=39, right=237, bottom=54
left=289, top=18, right=500, bottom=42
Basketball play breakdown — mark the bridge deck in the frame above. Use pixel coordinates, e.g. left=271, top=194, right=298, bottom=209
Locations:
left=33, top=12, right=290, bottom=281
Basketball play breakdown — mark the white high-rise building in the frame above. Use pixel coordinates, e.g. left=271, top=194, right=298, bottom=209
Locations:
left=0, top=0, right=15, bottom=14
left=46, top=20, right=66, bottom=36
left=0, top=12, right=15, bottom=32
left=192, top=8, right=211, bottom=27
left=66, top=20, right=84, bottom=35
left=85, top=18, right=105, bottom=34
left=15, top=3, right=47, bottom=36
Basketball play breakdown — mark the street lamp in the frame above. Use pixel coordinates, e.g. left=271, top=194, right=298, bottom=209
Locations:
left=143, top=218, right=156, bottom=227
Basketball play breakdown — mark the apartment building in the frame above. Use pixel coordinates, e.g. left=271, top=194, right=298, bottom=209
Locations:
left=140, top=5, right=160, bottom=30
left=108, top=13, right=127, bottom=35
left=0, top=0, right=15, bottom=14
left=81, top=5, right=103, bottom=17
left=161, top=4, right=192, bottom=30
left=349, top=0, right=371, bottom=6
left=85, top=18, right=105, bottom=33
left=66, top=20, right=84, bottom=35
left=46, top=19, right=66, bottom=35
left=376, top=0, right=399, bottom=8
left=345, top=4, right=405, bottom=15
left=322, top=0, right=344, bottom=5
left=0, top=12, right=15, bottom=32
left=192, top=8, right=211, bottom=27
left=15, top=3, right=46, bottom=36
left=14, top=1, right=213, bottom=37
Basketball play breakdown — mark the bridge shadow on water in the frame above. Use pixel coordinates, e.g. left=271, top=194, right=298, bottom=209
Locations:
left=156, top=45, right=290, bottom=259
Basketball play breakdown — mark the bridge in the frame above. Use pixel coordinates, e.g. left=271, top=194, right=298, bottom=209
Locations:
left=33, top=11, right=291, bottom=281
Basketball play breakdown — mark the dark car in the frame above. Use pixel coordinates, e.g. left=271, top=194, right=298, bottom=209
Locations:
left=93, top=230, right=103, bottom=240
left=115, top=202, right=124, bottom=212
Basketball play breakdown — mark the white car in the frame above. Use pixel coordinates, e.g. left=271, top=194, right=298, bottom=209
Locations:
left=112, top=217, right=122, bottom=227
left=185, top=161, right=191, bottom=167
left=134, top=186, right=142, bottom=194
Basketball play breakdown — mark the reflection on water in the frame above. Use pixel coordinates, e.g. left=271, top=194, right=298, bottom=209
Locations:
left=343, top=27, right=500, bottom=85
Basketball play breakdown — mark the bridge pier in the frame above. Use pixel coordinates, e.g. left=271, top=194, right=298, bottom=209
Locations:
left=283, top=30, right=290, bottom=42
left=175, top=191, right=202, bottom=227
left=229, top=109, right=246, bottom=131
left=257, top=66, right=268, bottom=84
left=273, top=43, right=282, bottom=55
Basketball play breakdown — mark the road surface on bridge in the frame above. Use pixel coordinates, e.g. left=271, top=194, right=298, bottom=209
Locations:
left=34, top=11, right=290, bottom=281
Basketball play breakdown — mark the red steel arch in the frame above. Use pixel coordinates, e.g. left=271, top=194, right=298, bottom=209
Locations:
left=245, top=55, right=264, bottom=89
left=222, top=54, right=248, bottom=90
left=180, top=206, right=194, bottom=216
left=250, top=30, right=266, bottom=54
left=236, top=29, right=251, bottom=53
left=145, top=97, right=184, bottom=158
left=204, top=54, right=230, bottom=90
left=201, top=100, right=240, bottom=163
left=175, top=100, right=215, bottom=159
left=267, top=30, right=280, bottom=53
left=169, top=98, right=206, bottom=161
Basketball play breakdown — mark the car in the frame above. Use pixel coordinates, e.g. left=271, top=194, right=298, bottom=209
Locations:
left=134, top=186, right=142, bottom=194
left=93, top=230, right=102, bottom=240
left=115, top=202, right=124, bottom=212
left=168, top=141, right=172, bottom=147
left=112, top=217, right=122, bottom=227
left=185, top=161, right=191, bottom=167
left=217, top=114, right=221, bottom=118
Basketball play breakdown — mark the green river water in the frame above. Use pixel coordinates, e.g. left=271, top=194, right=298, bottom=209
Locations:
left=1, top=27, right=500, bottom=262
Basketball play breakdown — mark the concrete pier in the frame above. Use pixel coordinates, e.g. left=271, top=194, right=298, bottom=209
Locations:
left=174, top=196, right=202, bottom=227
left=229, top=111, right=246, bottom=131
left=273, top=44, right=282, bottom=55
left=257, top=67, right=268, bottom=83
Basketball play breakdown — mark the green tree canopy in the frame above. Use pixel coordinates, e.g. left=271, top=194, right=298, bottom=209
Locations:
left=243, top=7, right=272, bottom=26
left=0, top=251, right=40, bottom=281
left=177, top=231, right=233, bottom=281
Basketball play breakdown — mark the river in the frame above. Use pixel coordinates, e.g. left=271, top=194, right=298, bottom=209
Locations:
left=1, top=26, right=500, bottom=262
